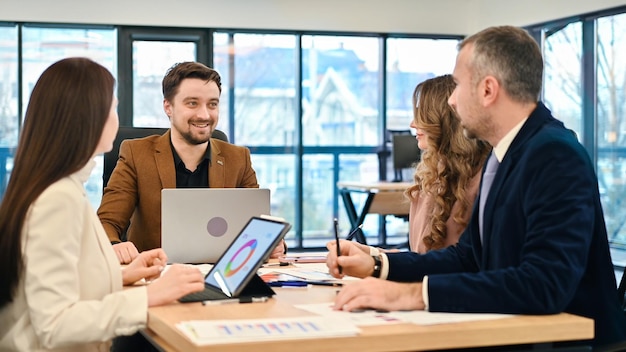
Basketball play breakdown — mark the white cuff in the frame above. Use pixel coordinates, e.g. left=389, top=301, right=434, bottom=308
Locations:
left=379, top=252, right=390, bottom=280
left=369, top=246, right=380, bottom=256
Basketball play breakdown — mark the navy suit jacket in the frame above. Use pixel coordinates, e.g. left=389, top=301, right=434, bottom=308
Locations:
left=387, top=103, right=626, bottom=347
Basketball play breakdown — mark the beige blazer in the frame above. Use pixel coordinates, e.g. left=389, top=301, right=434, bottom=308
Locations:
left=0, top=161, right=147, bottom=352
left=97, top=130, right=259, bottom=252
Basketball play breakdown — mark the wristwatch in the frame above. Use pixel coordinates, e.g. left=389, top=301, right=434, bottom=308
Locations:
left=371, top=254, right=382, bottom=278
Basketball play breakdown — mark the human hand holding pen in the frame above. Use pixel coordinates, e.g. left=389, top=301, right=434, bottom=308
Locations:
left=326, top=240, right=376, bottom=279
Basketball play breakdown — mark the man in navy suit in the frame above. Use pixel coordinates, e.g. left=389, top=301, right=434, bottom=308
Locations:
left=326, top=25, right=626, bottom=348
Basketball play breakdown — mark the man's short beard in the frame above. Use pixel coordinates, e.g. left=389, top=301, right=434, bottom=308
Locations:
left=181, top=131, right=211, bottom=145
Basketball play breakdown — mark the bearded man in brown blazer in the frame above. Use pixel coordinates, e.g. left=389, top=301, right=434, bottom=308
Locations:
left=98, top=62, right=285, bottom=264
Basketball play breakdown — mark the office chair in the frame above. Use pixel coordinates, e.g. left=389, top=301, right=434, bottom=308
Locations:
left=388, top=129, right=420, bottom=183
left=102, top=127, right=228, bottom=189
left=374, top=129, right=414, bottom=249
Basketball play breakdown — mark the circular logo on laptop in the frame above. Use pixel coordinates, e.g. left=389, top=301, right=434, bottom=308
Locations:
left=206, top=217, right=228, bottom=237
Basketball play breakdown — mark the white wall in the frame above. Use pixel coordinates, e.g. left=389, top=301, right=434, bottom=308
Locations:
left=470, top=0, right=626, bottom=32
left=0, top=0, right=625, bottom=35
left=0, top=0, right=471, bottom=35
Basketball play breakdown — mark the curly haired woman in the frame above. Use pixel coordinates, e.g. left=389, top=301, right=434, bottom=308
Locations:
left=406, top=74, right=490, bottom=253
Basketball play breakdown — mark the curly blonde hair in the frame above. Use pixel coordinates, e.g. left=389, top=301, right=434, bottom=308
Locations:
left=405, top=74, right=490, bottom=251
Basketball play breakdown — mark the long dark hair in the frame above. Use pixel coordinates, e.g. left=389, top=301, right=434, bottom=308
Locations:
left=0, top=57, right=115, bottom=307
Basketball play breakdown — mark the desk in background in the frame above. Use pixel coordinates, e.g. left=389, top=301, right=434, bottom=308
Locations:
left=337, top=181, right=412, bottom=245
left=144, top=284, right=593, bottom=352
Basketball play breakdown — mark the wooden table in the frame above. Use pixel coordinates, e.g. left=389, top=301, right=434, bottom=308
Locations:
left=337, top=181, right=412, bottom=244
left=145, top=285, right=594, bottom=352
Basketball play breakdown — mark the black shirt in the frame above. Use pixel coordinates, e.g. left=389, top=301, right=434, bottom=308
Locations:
left=171, top=142, right=211, bottom=188
left=168, top=141, right=286, bottom=253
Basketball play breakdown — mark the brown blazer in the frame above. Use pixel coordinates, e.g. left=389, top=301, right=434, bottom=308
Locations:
left=97, top=130, right=259, bottom=252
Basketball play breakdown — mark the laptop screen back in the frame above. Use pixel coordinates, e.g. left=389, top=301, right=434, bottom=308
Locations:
left=161, top=188, right=271, bottom=264
left=204, top=216, right=291, bottom=297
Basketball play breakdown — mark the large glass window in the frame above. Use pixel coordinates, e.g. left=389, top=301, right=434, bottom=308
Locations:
left=214, top=34, right=460, bottom=247
left=214, top=33, right=298, bottom=244
left=336, top=153, right=385, bottom=243
left=302, top=35, right=380, bottom=147
left=21, top=26, right=117, bottom=209
left=543, top=23, right=583, bottom=137
left=0, top=25, right=17, bottom=201
left=132, top=41, right=196, bottom=127
left=534, top=10, right=626, bottom=264
left=376, top=37, right=459, bottom=244
left=22, top=27, right=117, bottom=115
left=214, top=33, right=297, bottom=146
left=250, top=154, right=297, bottom=242
left=300, top=35, right=384, bottom=244
left=386, top=38, right=459, bottom=130
left=597, top=13, right=626, bottom=248
left=0, top=21, right=468, bottom=249
left=212, top=32, right=232, bottom=136
left=302, top=153, right=335, bottom=246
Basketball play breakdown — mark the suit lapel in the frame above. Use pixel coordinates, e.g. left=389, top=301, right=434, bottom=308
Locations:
left=468, top=197, right=483, bottom=263
left=480, top=103, right=553, bottom=265
left=209, top=139, right=225, bottom=187
left=155, top=130, right=176, bottom=189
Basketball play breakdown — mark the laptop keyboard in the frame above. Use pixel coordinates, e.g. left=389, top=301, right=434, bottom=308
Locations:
left=179, top=287, right=228, bottom=303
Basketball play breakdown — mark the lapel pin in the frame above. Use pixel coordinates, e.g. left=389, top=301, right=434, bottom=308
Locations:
left=217, top=160, right=224, bottom=166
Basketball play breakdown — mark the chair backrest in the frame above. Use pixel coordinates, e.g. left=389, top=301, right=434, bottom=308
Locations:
left=102, top=127, right=228, bottom=189
left=211, top=129, right=228, bottom=143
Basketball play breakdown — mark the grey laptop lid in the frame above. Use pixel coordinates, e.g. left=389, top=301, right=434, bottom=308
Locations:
left=161, top=188, right=271, bottom=264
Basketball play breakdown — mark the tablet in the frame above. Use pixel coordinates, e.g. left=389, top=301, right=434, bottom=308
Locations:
left=179, top=215, right=291, bottom=302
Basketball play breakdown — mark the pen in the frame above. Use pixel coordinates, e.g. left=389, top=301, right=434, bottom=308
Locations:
left=268, top=281, right=308, bottom=287
left=345, top=224, right=364, bottom=241
left=305, top=280, right=343, bottom=287
left=268, top=280, right=343, bottom=287
left=202, top=296, right=269, bottom=305
left=333, top=218, right=342, bottom=274
left=263, top=261, right=290, bottom=267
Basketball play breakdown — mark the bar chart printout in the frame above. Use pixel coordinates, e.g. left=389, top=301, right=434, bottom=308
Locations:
left=176, top=316, right=360, bottom=345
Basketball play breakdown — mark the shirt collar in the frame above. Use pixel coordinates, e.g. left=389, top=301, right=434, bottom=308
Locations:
left=492, top=117, right=528, bottom=163
left=170, top=140, right=212, bottom=167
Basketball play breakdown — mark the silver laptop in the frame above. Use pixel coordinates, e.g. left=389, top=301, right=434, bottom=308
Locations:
left=161, top=188, right=271, bottom=264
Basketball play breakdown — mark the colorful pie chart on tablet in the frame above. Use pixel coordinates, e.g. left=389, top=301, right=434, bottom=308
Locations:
left=223, top=239, right=257, bottom=277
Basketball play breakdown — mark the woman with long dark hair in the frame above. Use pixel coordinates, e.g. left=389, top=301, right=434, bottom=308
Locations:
left=0, top=57, right=204, bottom=351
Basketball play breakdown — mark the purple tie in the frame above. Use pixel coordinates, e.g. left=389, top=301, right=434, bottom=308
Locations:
left=479, top=152, right=499, bottom=242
